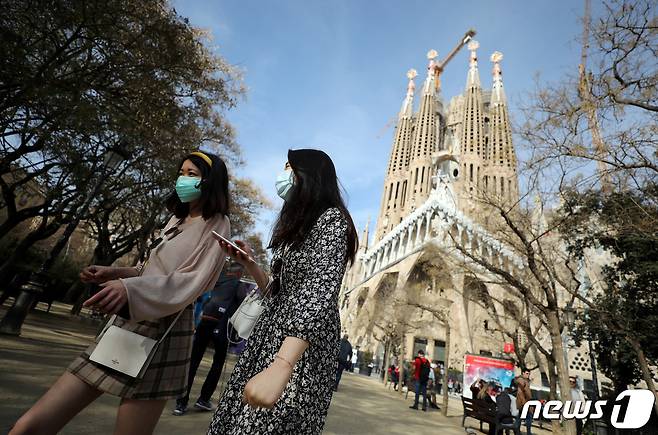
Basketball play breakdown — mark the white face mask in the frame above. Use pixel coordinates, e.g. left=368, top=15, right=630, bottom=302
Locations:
left=275, top=169, right=294, bottom=200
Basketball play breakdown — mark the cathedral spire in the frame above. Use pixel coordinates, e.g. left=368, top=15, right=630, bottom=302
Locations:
left=399, top=69, right=417, bottom=119
left=375, top=70, right=419, bottom=241
left=361, top=217, right=370, bottom=251
left=490, top=51, right=506, bottom=104
left=466, top=41, right=481, bottom=89
left=422, top=50, right=438, bottom=96
left=487, top=50, right=519, bottom=202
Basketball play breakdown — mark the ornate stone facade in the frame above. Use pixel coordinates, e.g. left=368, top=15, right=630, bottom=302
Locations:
left=342, top=42, right=521, bottom=373
left=340, top=42, right=611, bottom=395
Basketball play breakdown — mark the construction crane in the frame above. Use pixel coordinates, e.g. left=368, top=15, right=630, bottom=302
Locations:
left=432, top=29, right=476, bottom=91
left=375, top=29, right=476, bottom=139
left=579, top=0, right=611, bottom=192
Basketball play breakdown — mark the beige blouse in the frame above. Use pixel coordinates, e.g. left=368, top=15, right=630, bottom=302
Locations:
left=120, top=213, right=230, bottom=322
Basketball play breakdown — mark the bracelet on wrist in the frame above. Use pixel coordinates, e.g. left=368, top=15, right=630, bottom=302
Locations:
left=275, top=354, right=294, bottom=369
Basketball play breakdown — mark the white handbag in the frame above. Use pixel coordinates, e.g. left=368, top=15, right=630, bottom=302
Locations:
left=228, top=250, right=286, bottom=342
left=89, top=311, right=184, bottom=378
left=228, top=286, right=268, bottom=340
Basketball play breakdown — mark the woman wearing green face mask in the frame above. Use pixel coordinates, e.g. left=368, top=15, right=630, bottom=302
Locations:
left=11, top=151, right=231, bottom=435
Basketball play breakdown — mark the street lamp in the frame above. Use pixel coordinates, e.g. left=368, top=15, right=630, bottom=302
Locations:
left=0, top=146, right=128, bottom=336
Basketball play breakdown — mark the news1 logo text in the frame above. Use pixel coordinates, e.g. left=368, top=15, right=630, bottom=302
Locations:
left=521, top=389, right=655, bottom=429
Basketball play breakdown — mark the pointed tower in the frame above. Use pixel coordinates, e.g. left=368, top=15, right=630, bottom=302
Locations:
left=457, top=41, right=487, bottom=196
left=486, top=51, right=519, bottom=202
left=374, top=70, right=417, bottom=241
left=359, top=217, right=370, bottom=255
left=403, top=49, right=442, bottom=217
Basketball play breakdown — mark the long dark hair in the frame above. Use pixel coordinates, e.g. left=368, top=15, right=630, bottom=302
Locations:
left=165, top=152, right=230, bottom=220
left=270, top=149, right=358, bottom=264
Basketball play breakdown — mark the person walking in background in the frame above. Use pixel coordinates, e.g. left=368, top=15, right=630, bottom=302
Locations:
left=515, top=369, right=533, bottom=435
left=351, top=346, right=359, bottom=372
left=388, top=364, right=400, bottom=391
left=10, top=151, right=231, bottom=435
left=433, top=361, right=443, bottom=396
left=427, top=362, right=439, bottom=409
left=173, top=261, right=246, bottom=415
left=409, top=349, right=431, bottom=411
left=570, top=376, right=586, bottom=435
left=208, top=149, right=358, bottom=434
left=335, top=334, right=352, bottom=391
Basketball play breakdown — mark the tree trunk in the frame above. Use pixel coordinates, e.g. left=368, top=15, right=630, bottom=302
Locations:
left=442, top=321, right=451, bottom=416
left=546, top=356, right=563, bottom=434
left=547, top=311, right=576, bottom=435
left=627, top=336, right=658, bottom=416
left=398, top=339, right=406, bottom=397
left=382, top=340, right=390, bottom=385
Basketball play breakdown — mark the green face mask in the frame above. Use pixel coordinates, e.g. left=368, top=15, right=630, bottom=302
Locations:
left=175, top=176, right=202, bottom=203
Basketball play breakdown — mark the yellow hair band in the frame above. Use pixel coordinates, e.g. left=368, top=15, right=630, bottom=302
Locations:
left=190, top=151, right=212, bottom=167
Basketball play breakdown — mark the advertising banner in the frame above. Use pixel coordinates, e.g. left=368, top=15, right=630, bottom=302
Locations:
left=463, top=354, right=515, bottom=398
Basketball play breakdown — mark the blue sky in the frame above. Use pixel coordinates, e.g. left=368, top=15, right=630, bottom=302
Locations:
left=172, top=0, right=592, bottom=243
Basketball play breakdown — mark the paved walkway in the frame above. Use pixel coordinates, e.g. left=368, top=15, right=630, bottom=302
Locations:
left=0, top=303, right=536, bottom=434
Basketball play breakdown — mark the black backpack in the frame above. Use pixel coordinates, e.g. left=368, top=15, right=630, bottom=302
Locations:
left=418, top=358, right=431, bottom=382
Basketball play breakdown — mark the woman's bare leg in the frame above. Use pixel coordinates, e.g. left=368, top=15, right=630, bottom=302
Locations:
left=113, top=398, right=167, bottom=435
left=10, top=372, right=103, bottom=435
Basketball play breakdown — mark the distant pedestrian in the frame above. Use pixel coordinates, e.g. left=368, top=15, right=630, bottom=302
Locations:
left=388, top=364, right=400, bottom=390
left=515, top=369, right=534, bottom=435
left=409, top=349, right=431, bottom=411
left=10, top=151, right=231, bottom=435
left=448, top=378, right=454, bottom=393
left=569, top=376, right=585, bottom=435
left=173, top=261, right=246, bottom=416
left=427, top=362, right=439, bottom=409
left=432, top=361, right=443, bottom=395
left=335, top=334, right=352, bottom=391
left=350, top=347, right=359, bottom=372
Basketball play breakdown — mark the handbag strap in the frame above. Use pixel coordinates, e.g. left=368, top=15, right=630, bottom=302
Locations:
left=97, top=308, right=186, bottom=344
left=157, top=309, right=186, bottom=344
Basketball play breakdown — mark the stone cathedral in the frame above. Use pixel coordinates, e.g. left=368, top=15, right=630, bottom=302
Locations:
left=338, top=42, right=599, bottom=387
left=339, top=41, right=521, bottom=369
left=340, top=41, right=604, bottom=394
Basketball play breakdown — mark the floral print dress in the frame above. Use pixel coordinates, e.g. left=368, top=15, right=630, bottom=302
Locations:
left=207, top=208, right=348, bottom=435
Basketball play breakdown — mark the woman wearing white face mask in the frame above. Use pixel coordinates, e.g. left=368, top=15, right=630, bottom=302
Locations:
left=10, top=151, right=231, bottom=435
left=209, top=149, right=358, bottom=435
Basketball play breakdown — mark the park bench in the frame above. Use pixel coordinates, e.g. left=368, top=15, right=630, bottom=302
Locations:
left=461, top=396, right=495, bottom=432
left=462, top=396, right=524, bottom=435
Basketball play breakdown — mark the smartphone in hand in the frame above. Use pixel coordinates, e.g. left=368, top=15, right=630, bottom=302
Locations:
left=212, top=231, right=253, bottom=260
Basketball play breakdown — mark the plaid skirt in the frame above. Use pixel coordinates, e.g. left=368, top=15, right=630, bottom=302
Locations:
left=68, top=305, right=194, bottom=400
